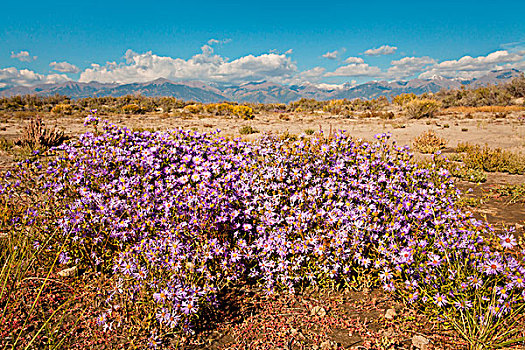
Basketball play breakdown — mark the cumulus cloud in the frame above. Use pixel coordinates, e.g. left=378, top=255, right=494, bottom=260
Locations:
left=11, top=51, right=37, bottom=62
left=386, top=56, right=436, bottom=79
left=0, top=67, right=70, bottom=87
left=419, top=50, right=524, bottom=79
left=344, top=57, right=364, bottom=64
left=364, top=45, right=397, bottom=56
left=50, top=61, right=81, bottom=73
left=79, top=46, right=297, bottom=84
left=322, top=49, right=345, bottom=60
left=324, top=62, right=381, bottom=77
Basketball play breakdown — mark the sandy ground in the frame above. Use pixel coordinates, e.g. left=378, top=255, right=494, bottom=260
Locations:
left=1, top=111, right=525, bottom=150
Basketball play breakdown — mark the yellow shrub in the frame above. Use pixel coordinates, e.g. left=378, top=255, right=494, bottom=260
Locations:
left=216, top=103, right=234, bottom=115
left=51, top=103, right=73, bottom=115
left=183, top=104, right=204, bottom=114
left=232, top=105, right=254, bottom=119
left=393, top=93, right=417, bottom=106
left=122, top=104, right=142, bottom=114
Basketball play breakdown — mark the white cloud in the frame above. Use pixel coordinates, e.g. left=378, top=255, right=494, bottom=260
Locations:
left=50, top=61, right=81, bottom=73
left=364, top=45, right=397, bottom=56
left=79, top=46, right=297, bottom=84
left=299, top=66, right=326, bottom=79
left=419, top=50, right=524, bottom=79
left=344, top=57, right=364, bottom=64
left=207, top=38, right=231, bottom=45
left=386, top=56, right=436, bottom=79
left=324, top=62, right=381, bottom=77
left=0, top=67, right=70, bottom=87
left=322, top=49, right=345, bottom=60
left=11, top=51, right=37, bottom=62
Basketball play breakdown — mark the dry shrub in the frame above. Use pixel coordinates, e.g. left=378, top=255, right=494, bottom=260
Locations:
left=412, top=130, right=447, bottom=154
left=15, top=117, right=68, bottom=150
left=459, top=144, right=525, bottom=175
left=405, top=99, right=440, bottom=119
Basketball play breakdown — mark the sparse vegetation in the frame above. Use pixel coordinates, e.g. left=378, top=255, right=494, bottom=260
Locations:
left=412, top=130, right=447, bottom=153
left=493, top=184, right=525, bottom=203
left=405, top=98, right=441, bottom=119
left=456, top=142, right=525, bottom=175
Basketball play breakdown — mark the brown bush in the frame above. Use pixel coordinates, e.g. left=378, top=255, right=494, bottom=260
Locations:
left=15, top=118, right=68, bottom=150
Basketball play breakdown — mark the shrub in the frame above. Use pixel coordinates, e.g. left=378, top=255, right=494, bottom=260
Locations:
left=121, top=104, right=142, bottom=114
left=458, top=143, right=525, bottom=175
left=392, top=93, right=417, bottom=106
left=3, top=118, right=525, bottom=348
left=239, top=125, right=259, bottom=135
left=183, top=104, right=204, bottom=114
left=304, top=129, right=315, bottom=135
left=51, top=104, right=73, bottom=115
left=232, top=105, right=254, bottom=120
left=15, top=118, right=68, bottom=150
left=412, top=130, right=447, bottom=153
left=405, top=99, right=440, bottom=119
left=216, top=103, right=234, bottom=115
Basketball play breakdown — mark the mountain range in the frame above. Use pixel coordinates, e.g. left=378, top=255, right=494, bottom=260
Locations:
left=0, top=69, right=522, bottom=104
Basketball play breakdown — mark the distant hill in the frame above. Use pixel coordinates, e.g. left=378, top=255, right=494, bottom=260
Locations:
left=0, top=69, right=522, bottom=103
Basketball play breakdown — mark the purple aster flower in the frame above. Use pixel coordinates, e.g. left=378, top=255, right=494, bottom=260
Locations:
left=454, top=300, right=473, bottom=310
left=428, top=254, right=441, bottom=267
left=181, top=301, right=198, bottom=315
left=434, top=293, right=448, bottom=307
left=165, top=312, right=180, bottom=328
left=484, top=259, right=503, bottom=275
left=500, top=233, right=517, bottom=249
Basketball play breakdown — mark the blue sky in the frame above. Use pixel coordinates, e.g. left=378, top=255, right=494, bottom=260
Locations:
left=1, top=0, right=525, bottom=88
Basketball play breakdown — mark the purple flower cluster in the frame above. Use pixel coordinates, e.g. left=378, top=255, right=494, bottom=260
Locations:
left=2, top=115, right=524, bottom=332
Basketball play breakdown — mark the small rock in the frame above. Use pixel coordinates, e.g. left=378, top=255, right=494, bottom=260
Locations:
left=310, top=306, right=327, bottom=317
left=58, top=265, right=78, bottom=277
left=384, top=308, right=397, bottom=320
left=412, top=334, right=430, bottom=350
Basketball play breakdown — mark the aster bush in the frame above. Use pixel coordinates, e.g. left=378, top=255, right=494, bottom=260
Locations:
left=1, top=113, right=524, bottom=348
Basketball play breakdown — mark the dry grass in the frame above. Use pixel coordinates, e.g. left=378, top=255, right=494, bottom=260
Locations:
left=444, top=106, right=525, bottom=114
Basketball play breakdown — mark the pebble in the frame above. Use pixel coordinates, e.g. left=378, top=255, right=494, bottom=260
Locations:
left=384, top=308, right=397, bottom=320
left=58, top=265, right=78, bottom=277
left=411, top=334, right=430, bottom=350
